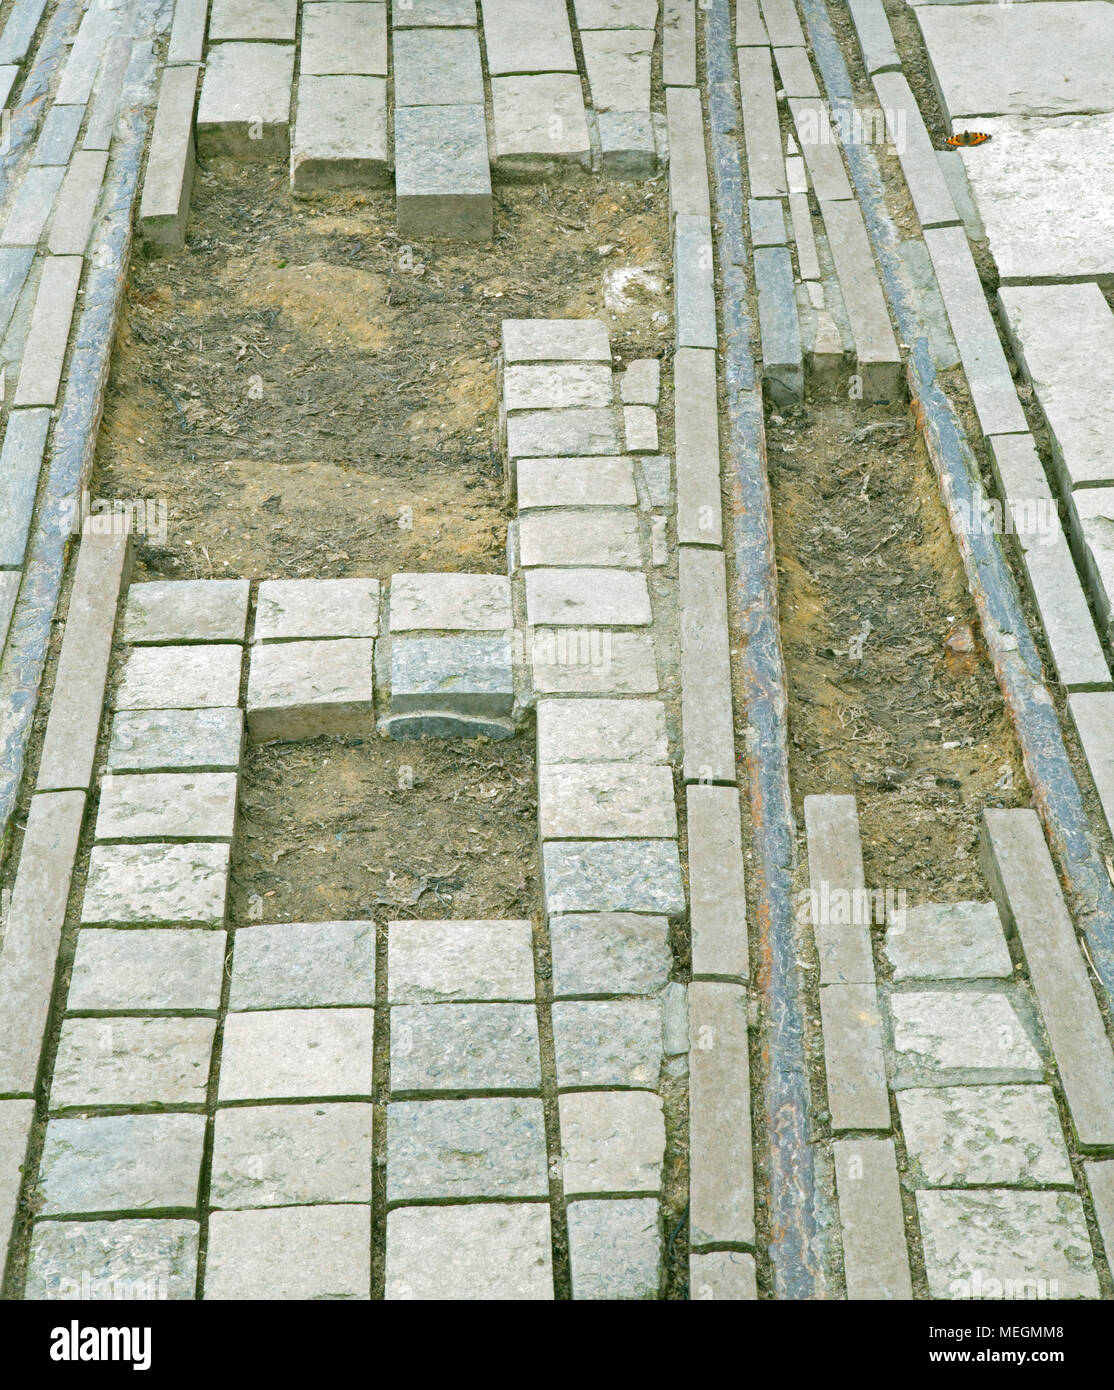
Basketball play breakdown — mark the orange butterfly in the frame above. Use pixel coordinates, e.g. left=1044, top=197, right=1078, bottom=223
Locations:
left=945, top=131, right=992, bottom=147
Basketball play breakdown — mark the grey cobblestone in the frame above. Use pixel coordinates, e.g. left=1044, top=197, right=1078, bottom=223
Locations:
left=539, top=763, right=676, bottom=839
left=389, top=635, right=513, bottom=718
left=387, top=919, right=534, bottom=1003
left=689, top=1251, right=757, bottom=1300
left=491, top=74, right=592, bottom=177
left=210, top=1103, right=373, bottom=1207
left=884, top=901, right=1012, bottom=981
left=205, top=1205, right=370, bottom=1300
left=567, top=1198, right=660, bottom=1299
left=124, top=579, right=250, bottom=644
left=543, top=840, right=685, bottom=915
left=26, top=1219, right=199, bottom=1300
left=301, top=2, right=387, bottom=75
left=536, top=698, right=667, bottom=764
left=385, top=1202, right=552, bottom=1299
left=196, top=44, right=295, bottom=161
left=106, top=708, right=244, bottom=773
left=517, top=457, right=636, bottom=509
left=390, top=1003, right=541, bottom=1094
left=50, top=1017, right=216, bottom=1109
left=525, top=568, right=652, bottom=626
left=255, top=578, right=379, bottom=641
left=219, top=1009, right=375, bottom=1101
left=531, top=628, right=659, bottom=695
left=117, top=645, right=243, bottom=711
left=69, top=928, right=226, bottom=1012
left=502, top=318, right=611, bottom=363
left=292, top=76, right=390, bottom=193
left=395, top=104, right=492, bottom=242
left=388, top=573, right=509, bottom=632
left=81, top=842, right=231, bottom=927
left=247, top=638, right=374, bottom=740
left=39, top=1113, right=206, bottom=1214
left=480, top=0, right=576, bottom=75
left=559, top=1091, right=665, bottom=1195
left=549, top=913, right=671, bottom=997
left=230, top=921, right=376, bottom=1008
left=95, top=771, right=238, bottom=843
left=386, top=1097, right=548, bottom=1200
left=551, top=998, right=662, bottom=1087
left=518, top=509, right=642, bottom=568
left=890, top=991, right=1044, bottom=1086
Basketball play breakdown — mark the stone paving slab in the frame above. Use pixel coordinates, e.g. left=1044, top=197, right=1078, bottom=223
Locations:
left=754, top=244, right=804, bottom=404
left=847, top=0, right=900, bottom=75
left=2, top=167, right=66, bottom=247
left=387, top=919, right=535, bottom=1003
left=736, top=48, right=787, bottom=200
left=539, top=763, right=677, bottom=839
left=47, top=149, right=108, bottom=256
left=124, top=579, right=251, bottom=645
left=536, top=697, right=667, bottom=764
left=14, top=255, right=83, bottom=407
left=884, top=901, right=1012, bottom=981
left=525, top=567, right=652, bottom=626
left=209, top=0, right=298, bottom=42
left=106, top=707, right=244, bottom=773
left=385, top=1202, right=553, bottom=1299
left=819, top=982, right=890, bottom=1130
left=0, top=571, right=17, bottom=651
left=390, top=1003, right=542, bottom=1093
left=255, top=578, right=380, bottom=640
left=291, top=77, right=390, bottom=193
left=26, top=1218, right=199, bottom=1300
left=688, top=982, right=754, bottom=1246
left=581, top=29, right=653, bottom=113
left=789, top=99, right=852, bottom=203
left=33, top=106, right=84, bottom=168
left=68, top=928, right=226, bottom=1012
left=898, top=1084, right=1073, bottom=1187
left=916, top=1189, right=1098, bottom=1300
left=531, top=627, right=660, bottom=695
left=0, top=1099, right=32, bottom=1280
left=803, top=794, right=873, bottom=986
left=819, top=199, right=903, bottom=402
left=986, top=432, right=1052, bottom=503
left=480, top=0, right=577, bottom=75
left=1085, top=1159, right=1114, bottom=1273
left=679, top=547, right=736, bottom=783
left=689, top=1251, right=758, bottom=1300
left=872, top=71, right=959, bottom=231
left=663, top=0, right=695, bottom=87
left=622, top=360, right=660, bottom=406
left=598, top=110, right=657, bottom=180
left=247, top=637, right=373, bottom=739
left=832, top=1137, right=913, bottom=1299
left=517, top=457, right=637, bottom=509
left=674, top=348, right=721, bottom=545
left=388, top=572, right=509, bottom=632
left=81, top=842, right=230, bottom=927
left=387, top=1097, right=548, bottom=1201
left=574, top=0, right=658, bottom=24
left=49, top=1016, right=214, bottom=1110
left=393, top=26, right=484, bottom=106
left=507, top=407, right=621, bottom=459
left=230, top=921, right=376, bottom=1008
left=504, top=363, right=613, bottom=412
left=389, top=635, right=513, bottom=717
left=749, top=198, right=787, bottom=248
left=168, top=0, right=208, bottom=64
left=0, top=0, right=47, bottom=67
left=502, top=319, right=612, bottom=364
left=117, top=644, right=243, bottom=710
left=560, top=1091, right=664, bottom=1195
left=889, top=990, right=1044, bottom=1086
left=491, top=74, right=592, bottom=176
left=301, top=2, right=387, bottom=75
left=543, top=840, right=685, bottom=915
left=210, top=1103, right=374, bottom=1207
left=205, top=1205, right=370, bottom=1299
left=774, top=46, right=819, bottom=99
left=196, top=43, right=295, bottom=161
left=567, top=1198, right=660, bottom=1299
left=665, top=87, right=711, bottom=219
left=1072, top=492, right=1114, bottom=643
left=1015, top=526, right=1111, bottom=691
left=623, top=405, right=658, bottom=453
left=549, top=913, right=671, bottom=997
left=518, top=510, right=642, bottom=568
left=1068, top=692, right=1114, bottom=838
left=675, top=213, right=717, bottom=350
left=551, top=999, right=663, bottom=1088
left=0, top=409, right=51, bottom=568
left=393, top=0, right=477, bottom=24
left=759, top=0, right=804, bottom=45
left=219, top=1008, right=375, bottom=1101
left=82, top=34, right=132, bottom=151
left=95, top=771, right=238, bottom=843
left=687, top=785, right=748, bottom=981
left=55, top=3, right=116, bottom=105
left=394, top=103, right=492, bottom=242
left=39, top=1113, right=206, bottom=1214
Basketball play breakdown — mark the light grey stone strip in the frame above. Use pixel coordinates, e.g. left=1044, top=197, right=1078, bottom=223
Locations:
left=688, top=982, right=754, bottom=1247
left=0, top=1099, right=33, bottom=1284
left=674, top=212, right=717, bottom=349
left=687, top=785, right=748, bottom=980
left=757, top=0, right=802, bottom=46
left=1, top=166, right=65, bottom=247
left=47, top=149, right=108, bottom=256
left=819, top=199, right=902, bottom=402
left=736, top=48, right=786, bottom=200
left=871, top=71, right=958, bottom=231
left=832, top=1137, right=913, bottom=1299
left=845, top=0, right=900, bottom=76
left=819, top=982, right=890, bottom=1131
left=0, top=409, right=51, bottom=570
left=167, top=0, right=209, bottom=65
left=480, top=0, right=577, bottom=75
left=679, top=547, right=736, bottom=785
left=735, top=0, right=768, bottom=45
left=1071, top=490, right=1114, bottom=648
left=789, top=99, right=851, bottom=202
left=663, top=0, right=695, bottom=87
left=787, top=191, right=820, bottom=279
left=82, top=34, right=134, bottom=152
left=138, top=65, right=199, bottom=248
left=12, top=254, right=82, bottom=407
left=1085, top=1159, right=1114, bottom=1268
left=55, top=1, right=117, bottom=105
left=0, top=572, right=18, bottom=652
left=981, top=808, right=1114, bottom=1149
left=292, top=76, right=390, bottom=196
left=773, top=46, right=818, bottom=99
left=208, top=0, right=297, bottom=42
left=1067, top=693, right=1114, bottom=856
left=689, top=1250, right=757, bottom=1298
left=1015, top=525, right=1111, bottom=692
left=753, top=244, right=803, bottom=404
left=31, top=105, right=85, bottom=168
left=674, top=346, right=721, bottom=545
left=490, top=74, right=592, bottom=181
left=803, top=793, right=873, bottom=985
left=665, top=86, right=710, bottom=220
left=0, top=0, right=47, bottom=66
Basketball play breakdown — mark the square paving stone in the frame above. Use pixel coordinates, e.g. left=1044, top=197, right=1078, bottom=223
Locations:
left=543, top=841, right=685, bottom=915
left=246, top=638, right=374, bottom=740
left=916, top=1189, right=1098, bottom=1300
left=50, top=1017, right=216, bottom=1109
left=624, top=405, right=659, bottom=452
left=539, top=763, right=676, bottom=840
left=518, top=510, right=642, bottom=568
left=566, top=1197, right=660, bottom=1299
left=95, top=771, right=238, bottom=843
left=386, top=1097, right=548, bottom=1201
left=68, top=929, right=226, bottom=1012
left=389, top=635, right=514, bottom=717
left=392, top=26, right=484, bottom=105
left=39, top=1113, right=206, bottom=1215
left=516, top=457, right=637, bottom=510
left=218, top=1009, right=375, bottom=1101
left=502, top=319, right=611, bottom=364
left=552, top=999, right=662, bottom=1088
left=209, top=0, right=298, bottom=41
left=549, top=913, right=671, bottom=997
left=230, top=921, right=376, bottom=1008
left=507, top=408, right=621, bottom=459
left=300, top=1, right=387, bottom=75
left=204, top=1205, right=370, bottom=1299
left=291, top=76, right=390, bottom=192
left=81, top=843, right=231, bottom=926
left=122, top=579, right=250, bottom=644
left=890, top=991, right=1044, bottom=1085
left=196, top=43, right=295, bottom=160
left=385, top=1202, right=553, bottom=1299
left=106, top=708, right=244, bottom=773
left=622, top=359, right=660, bottom=406
left=116, top=645, right=243, bottom=710
left=390, top=1003, right=541, bottom=1094
left=884, top=901, right=1012, bottom=981
left=504, top=364, right=613, bottom=413
left=559, top=1091, right=665, bottom=1195
left=254, top=578, right=380, bottom=640
left=209, top=1102, right=373, bottom=1207
left=531, top=629, right=659, bottom=696
left=387, top=919, right=534, bottom=1003
left=490, top=74, right=592, bottom=172
left=598, top=110, right=657, bottom=179
left=575, top=0, right=658, bottom=25
left=394, top=103, right=492, bottom=242
left=25, top=1218, right=199, bottom=1300
left=525, top=568, right=652, bottom=626
left=480, top=0, right=577, bottom=74
left=536, top=698, right=667, bottom=764
left=688, top=1251, right=758, bottom=1301
left=897, top=1085, right=1073, bottom=1187
left=581, top=29, right=653, bottom=112
left=388, top=573, right=511, bottom=633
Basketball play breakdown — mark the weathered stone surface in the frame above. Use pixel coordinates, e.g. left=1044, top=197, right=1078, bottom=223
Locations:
left=117, top=644, right=243, bottom=710
left=981, top=808, right=1114, bottom=1148
left=1072, top=492, right=1114, bottom=642
left=68, top=928, right=226, bottom=1011
left=95, top=771, right=238, bottom=843
left=574, top=0, right=657, bottom=24
left=210, top=1103, right=373, bottom=1207
left=386, top=1203, right=552, bottom=1299
left=32, top=105, right=84, bottom=167
left=689, top=1251, right=758, bottom=1300
left=47, top=149, right=107, bottom=256
left=663, top=0, right=696, bottom=88
left=13, top=254, right=82, bottom=407
left=0, top=0, right=48, bottom=66
left=0, top=1099, right=32, bottom=1278
left=803, top=793, right=873, bottom=986
left=490, top=74, right=591, bottom=175
left=301, top=2, right=387, bottom=74
left=26, top=1219, right=199, bottom=1300
left=819, top=982, right=890, bottom=1129
left=525, top=567, right=651, bottom=627
left=531, top=628, right=659, bottom=695
left=736, top=48, right=786, bottom=199
left=539, top=763, right=676, bottom=839
left=246, top=638, right=373, bottom=739
left=291, top=77, right=390, bottom=192
left=567, top=1198, right=660, bottom=1299
left=749, top=198, right=787, bottom=247
left=986, top=432, right=1051, bottom=502
left=518, top=510, right=641, bottom=568
left=847, top=0, right=900, bottom=74
left=0, top=571, right=17, bottom=652
left=549, top=913, right=670, bottom=997
left=388, top=573, right=509, bottom=632
left=138, top=65, right=198, bottom=249
left=505, top=363, right=612, bottom=413
left=560, top=1091, right=664, bottom=1195
left=872, top=71, right=958, bottom=230
left=230, top=921, right=376, bottom=1008
left=788, top=193, right=821, bottom=280
left=390, top=1003, right=541, bottom=1093
left=898, top=1084, right=1072, bottom=1187
left=679, top=548, right=735, bottom=783
left=168, top=0, right=207, bottom=63
left=382, top=711, right=513, bottom=740
left=622, top=360, right=660, bottom=407
left=890, top=990, right=1044, bottom=1085
left=124, top=579, right=249, bottom=644
left=688, top=982, right=754, bottom=1245
left=81, top=842, right=230, bottom=927
left=598, top=111, right=657, bottom=179
left=773, top=45, right=819, bottom=98
left=832, top=1137, right=913, bottom=1299
left=0, top=409, right=51, bottom=568
left=758, top=0, right=804, bottom=44
left=507, top=407, right=620, bottom=460
left=390, top=635, right=513, bottom=717
left=581, top=28, right=653, bottom=113
left=754, top=244, right=804, bottom=403
left=622, top=406, right=658, bottom=452
left=502, top=319, right=611, bottom=364
left=393, top=25, right=483, bottom=106
left=255, top=579, right=379, bottom=641
left=205, top=1205, right=370, bottom=1299
left=820, top=199, right=902, bottom=402
left=674, top=348, right=721, bottom=545
left=196, top=43, right=295, bottom=161
left=387, top=1097, right=547, bottom=1200
left=50, top=1017, right=215, bottom=1109
left=219, top=1009, right=374, bottom=1101
left=1, top=170, right=63, bottom=247
left=1017, top=526, right=1111, bottom=690
left=393, top=0, right=476, bottom=23
left=687, top=785, right=748, bottom=981
left=536, top=698, right=667, bottom=764
left=209, top=0, right=298, bottom=40
left=1086, top=1159, right=1114, bottom=1274
left=81, top=34, right=131, bottom=151
left=551, top=999, right=662, bottom=1087
left=395, top=104, right=492, bottom=242
left=884, top=901, right=1011, bottom=981
left=39, top=1113, right=206, bottom=1214
left=543, top=840, right=685, bottom=915
left=1068, top=693, right=1114, bottom=837
left=387, top=919, right=534, bottom=1003
left=916, top=1189, right=1098, bottom=1300
left=480, top=0, right=576, bottom=75
left=517, top=457, right=636, bottom=509
left=106, top=707, right=244, bottom=773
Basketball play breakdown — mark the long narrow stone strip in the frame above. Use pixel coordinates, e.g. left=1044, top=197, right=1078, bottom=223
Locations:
left=138, top=64, right=199, bottom=249
left=0, top=0, right=47, bottom=66
left=12, top=255, right=83, bottom=407
left=674, top=346, right=720, bottom=546
left=832, top=1137, right=913, bottom=1299
left=679, top=547, right=736, bottom=785
left=803, top=794, right=873, bottom=984
left=0, top=1099, right=34, bottom=1284
left=1067, top=694, right=1114, bottom=841
left=789, top=99, right=852, bottom=202
left=872, top=71, right=958, bottom=231
left=818, top=981, right=890, bottom=1131
left=845, top=0, right=898, bottom=76
left=663, top=0, right=695, bottom=87
left=167, top=0, right=209, bottom=65
left=0, top=409, right=51, bottom=570
left=736, top=48, right=786, bottom=200
left=819, top=199, right=902, bottom=402
left=687, top=785, right=748, bottom=980
left=688, top=982, right=754, bottom=1248
left=47, top=149, right=108, bottom=256
left=665, top=87, right=710, bottom=220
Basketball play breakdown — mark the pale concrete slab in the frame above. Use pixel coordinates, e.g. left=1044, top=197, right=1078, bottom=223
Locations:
left=890, top=991, right=1044, bottom=1084
left=392, top=26, right=484, bottom=106
left=518, top=509, right=641, bottom=568
left=549, top=913, right=671, bottom=997
left=567, top=1198, right=660, bottom=1299
left=581, top=29, right=653, bottom=113
left=530, top=627, right=659, bottom=695
left=390, top=1003, right=541, bottom=1093
left=106, top=708, right=243, bottom=773
left=504, top=363, right=613, bottom=412
left=502, top=318, right=611, bottom=363
left=39, top=1113, right=206, bottom=1213
left=543, top=840, right=685, bottom=915
left=832, top=1138, right=913, bottom=1299
left=551, top=999, right=663, bottom=1087
left=386, top=1097, right=547, bottom=1200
